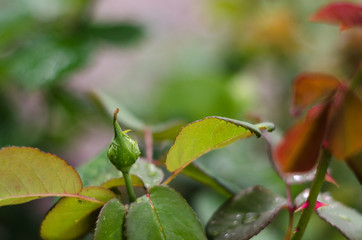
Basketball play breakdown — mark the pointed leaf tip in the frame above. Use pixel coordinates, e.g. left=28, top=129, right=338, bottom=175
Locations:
left=165, top=116, right=272, bottom=175
left=291, top=73, right=340, bottom=116
left=326, top=89, right=362, bottom=161
left=275, top=103, right=330, bottom=173
left=206, top=186, right=287, bottom=240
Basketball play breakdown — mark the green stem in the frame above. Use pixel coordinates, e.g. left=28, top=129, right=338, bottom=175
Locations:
left=291, top=150, right=331, bottom=240
left=123, top=171, right=136, bottom=203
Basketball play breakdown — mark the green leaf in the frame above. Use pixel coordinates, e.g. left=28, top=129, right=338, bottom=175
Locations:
left=151, top=120, right=185, bottom=141
left=41, top=186, right=117, bottom=240
left=101, top=175, right=145, bottom=189
left=1, top=34, right=90, bottom=89
left=77, top=150, right=120, bottom=187
left=295, top=190, right=362, bottom=240
left=125, top=185, right=207, bottom=240
left=0, top=147, right=82, bottom=206
left=129, top=159, right=164, bottom=189
left=206, top=185, right=287, bottom=240
left=0, top=6, right=36, bottom=53
left=89, top=91, right=146, bottom=130
left=182, top=163, right=233, bottom=198
left=86, top=23, right=144, bottom=45
left=165, top=116, right=274, bottom=173
left=78, top=150, right=163, bottom=189
left=94, top=198, right=126, bottom=240
left=89, top=91, right=185, bottom=140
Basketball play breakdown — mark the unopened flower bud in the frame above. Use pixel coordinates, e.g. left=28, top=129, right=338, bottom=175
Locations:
left=107, top=108, right=140, bottom=173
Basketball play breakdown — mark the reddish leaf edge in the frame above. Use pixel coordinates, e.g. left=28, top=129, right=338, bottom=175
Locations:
left=0, top=192, right=108, bottom=205
left=163, top=117, right=274, bottom=185
left=310, top=2, right=362, bottom=31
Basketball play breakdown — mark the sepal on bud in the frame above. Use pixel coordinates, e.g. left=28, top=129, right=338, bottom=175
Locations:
left=107, top=108, right=141, bottom=173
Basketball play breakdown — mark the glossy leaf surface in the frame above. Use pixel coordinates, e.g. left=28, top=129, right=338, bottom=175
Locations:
left=182, top=163, right=233, bottom=198
left=41, top=187, right=116, bottom=240
left=206, top=186, right=287, bottom=240
left=275, top=104, right=330, bottom=173
left=78, top=151, right=163, bottom=189
left=166, top=116, right=274, bottom=172
left=296, top=190, right=362, bottom=240
left=291, top=73, right=340, bottom=116
left=0, top=147, right=82, bottom=206
left=125, top=185, right=207, bottom=240
left=94, top=199, right=126, bottom=240
left=311, top=2, right=362, bottom=31
left=326, top=89, right=362, bottom=160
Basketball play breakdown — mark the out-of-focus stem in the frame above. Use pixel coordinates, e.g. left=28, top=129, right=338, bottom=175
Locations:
left=144, top=127, right=153, bottom=162
left=284, top=182, right=294, bottom=240
left=291, top=150, right=331, bottom=240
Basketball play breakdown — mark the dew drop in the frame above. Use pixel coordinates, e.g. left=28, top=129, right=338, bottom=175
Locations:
left=232, top=220, right=239, bottom=226
left=235, top=213, right=242, bottom=220
left=302, top=190, right=309, bottom=199
left=293, top=175, right=302, bottom=181
left=147, top=164, right=157, bottom=176
left=224, top=233, right=230, bottom=238
left=243, top=212, right=259, bottom=224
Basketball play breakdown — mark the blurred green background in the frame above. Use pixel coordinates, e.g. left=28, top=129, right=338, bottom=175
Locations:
left=0, top=0, right=361, bottom=239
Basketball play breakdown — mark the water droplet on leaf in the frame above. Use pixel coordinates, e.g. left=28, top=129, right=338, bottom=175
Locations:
left=243, top=212, right=259, bottom=224
left=147, top=164, right=157, bottom=176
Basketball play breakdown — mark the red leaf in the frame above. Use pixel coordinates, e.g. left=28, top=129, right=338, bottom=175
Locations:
left=326, top=88, right=362, bottom=160
left=275, top=103, right=330, bottom=173
left=291, top=73, right=340, bottom=117
left=310, top=2, right=362, bottom=31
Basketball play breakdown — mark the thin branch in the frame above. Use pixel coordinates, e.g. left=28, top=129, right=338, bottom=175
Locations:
left=144, top=127, right=153, bottom=162
left=291, top=150, right=331, bottom=240
left=123, top=171, right=136, bottom=203
left=284, top=182, right=295, bottom=240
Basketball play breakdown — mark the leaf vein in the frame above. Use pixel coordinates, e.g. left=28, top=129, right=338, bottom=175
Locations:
left=147, top=194, right=166, bottom=240
left=209, top=122, right=220, bottom=149
left=8, top=168, right=30, bottom=195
